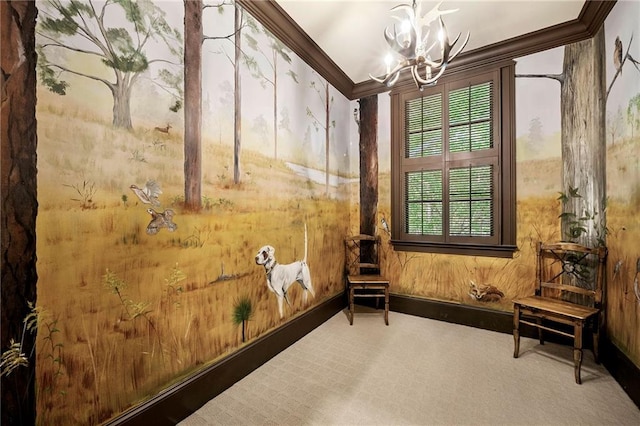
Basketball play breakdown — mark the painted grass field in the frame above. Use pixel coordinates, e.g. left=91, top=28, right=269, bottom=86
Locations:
left=35, top=99, right=349, bottom=424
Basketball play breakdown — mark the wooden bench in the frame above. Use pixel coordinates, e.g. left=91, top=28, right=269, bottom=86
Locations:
left=513, top=241, right=607, bottom=384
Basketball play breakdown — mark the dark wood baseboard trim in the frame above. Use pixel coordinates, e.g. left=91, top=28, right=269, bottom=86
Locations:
left=105, top=293, right=345, bottom=426
left=388, top=293, right=640, bottom=409
left=390, top=294, right=514, bottom=333
left=601, top=338, right=640, bottom=409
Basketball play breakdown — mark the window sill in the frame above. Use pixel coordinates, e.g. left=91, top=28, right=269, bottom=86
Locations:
left=390, top=240, right=518, bottom=258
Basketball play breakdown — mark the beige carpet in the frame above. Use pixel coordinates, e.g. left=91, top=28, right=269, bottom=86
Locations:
left=180, top=308, right=640, bottom=426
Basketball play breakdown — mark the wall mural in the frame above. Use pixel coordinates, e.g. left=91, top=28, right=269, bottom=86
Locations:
left=7, top=0, right=637, bottom=423
left=601, top=0, right=640, bottom=370
left=31, top=0, right=350, bottom=424
left=368, top=0, right=639, bottom=367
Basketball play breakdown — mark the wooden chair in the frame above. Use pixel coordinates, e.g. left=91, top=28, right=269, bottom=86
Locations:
left=344, top=234, right=389, bottom=325
left=513, top=241, right=607, bottom=384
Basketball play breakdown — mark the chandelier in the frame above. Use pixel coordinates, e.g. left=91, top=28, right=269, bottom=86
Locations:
left=370, top=0, right=470, bottom=89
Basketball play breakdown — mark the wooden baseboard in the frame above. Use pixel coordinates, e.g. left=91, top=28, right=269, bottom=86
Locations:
left=388, top=293, right=640, bottom=409
left=601, top=338, right=640, bottom=409
left=105, top=293, right=345, bottom=426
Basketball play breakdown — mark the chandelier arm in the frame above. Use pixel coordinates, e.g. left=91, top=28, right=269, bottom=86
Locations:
left=369, top=60, right=406, bottom=85
left=369, top=74, right=388, bottom=84
left=422, top=29, right=469, bottom=68
left=413, top=63, right=447, bottom=86
left=385, top=24, right=418, bottom=59
left=411, top=67, right=421, bottom=89
left=387, top=70, right=402, bottom=86
left=447, top=31, right=470, bottom=62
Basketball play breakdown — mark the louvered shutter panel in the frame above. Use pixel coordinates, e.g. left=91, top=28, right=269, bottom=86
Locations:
left=449, top=82, right=493, bottom=153
left=449, top=165, right=493, bottom=237
left=405, top=93, right=442, bottom=158
left=405, top=170, right=443, bottom=235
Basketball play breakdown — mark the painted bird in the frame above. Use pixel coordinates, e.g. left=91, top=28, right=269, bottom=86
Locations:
left=130, top=180, right=162, bottom=207
left=146, top=208, right=177, bottom=235
left=614, top=36, right=623, bottom=74
left=613, top=259, right=623, bottom=280
left=381, top=217, right=391, bottom=236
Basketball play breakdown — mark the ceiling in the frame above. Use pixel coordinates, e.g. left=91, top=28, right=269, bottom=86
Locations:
left=238, top=0, right=614, bottom=99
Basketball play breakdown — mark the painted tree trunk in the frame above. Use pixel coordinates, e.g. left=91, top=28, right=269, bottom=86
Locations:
left=273, top=50, right=279, bottom=160
left=1, top=1, right=39, bottom=424
left=359, top=95, right=379, bottom=236
left=184, top=0, right=203, bottom=210
left=561, top=27, right=607, bottom=249
left=111, top=74, right=133, bottom=129
left=325, top=83, right=330, bottom=196
left=234, top=5, right=242, bottom=184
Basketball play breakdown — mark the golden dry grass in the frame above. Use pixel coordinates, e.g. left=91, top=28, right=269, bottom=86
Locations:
left=605, top=200, right=640, bottom=367
left=35, top=102, right=349, bottom=424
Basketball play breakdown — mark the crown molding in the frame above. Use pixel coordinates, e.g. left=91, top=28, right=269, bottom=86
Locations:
left=239, top=1, right=616, bottom=101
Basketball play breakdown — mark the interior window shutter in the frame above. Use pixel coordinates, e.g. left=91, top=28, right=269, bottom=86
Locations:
left=405, top=170, right=443, bottom=235
left=449, top=165, right=494, bottom=237
left=405, top=93, right=443, bottom=158
left=449, top=82, right=493, bottom=153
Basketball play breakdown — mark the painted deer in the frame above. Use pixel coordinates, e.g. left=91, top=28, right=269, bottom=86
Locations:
left=154, top=123, right=172, bottom=134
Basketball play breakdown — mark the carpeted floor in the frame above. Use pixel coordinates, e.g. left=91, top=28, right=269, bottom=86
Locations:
left=179, top=308, right=640, bottom=425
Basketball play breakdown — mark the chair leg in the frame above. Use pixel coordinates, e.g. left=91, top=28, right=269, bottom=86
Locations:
left=349, top=286, right=355, bottom=326
left=593, top=316, right=601, bottom=364
left=537, top=317, right=544, bottom=345
left=574, top=324, right=583, bottom=384
left=384, top=287, right=389, bottom=326
left=513, top=304, right=520, bottom=358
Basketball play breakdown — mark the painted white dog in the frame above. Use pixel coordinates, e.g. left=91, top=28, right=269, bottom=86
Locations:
left=255, top=224, right=315, bottom=318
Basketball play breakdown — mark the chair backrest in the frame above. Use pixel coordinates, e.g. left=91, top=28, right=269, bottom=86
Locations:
left=535, top=242, right=607, bottom=307
left=345, top=234, right=381, bottom=276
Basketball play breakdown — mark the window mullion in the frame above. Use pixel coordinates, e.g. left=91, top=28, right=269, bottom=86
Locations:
left=442, top=85, right=450, bottom=242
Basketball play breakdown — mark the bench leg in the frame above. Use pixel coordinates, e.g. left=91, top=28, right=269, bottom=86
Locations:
left=513, top=304, right=521, bottom=358
left=384, top=287, right=389, bottom=326
left=574, top=324, right=583, bottom=384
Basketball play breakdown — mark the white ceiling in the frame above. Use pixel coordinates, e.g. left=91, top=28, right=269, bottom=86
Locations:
left=275, top=0, right=586, bottom=85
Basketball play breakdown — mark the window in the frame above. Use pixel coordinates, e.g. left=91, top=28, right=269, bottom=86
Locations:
left=390, top=62, right=516, bottom=257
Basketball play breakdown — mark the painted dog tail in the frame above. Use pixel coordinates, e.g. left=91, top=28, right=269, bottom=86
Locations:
left=303, top=223, right=308, bottom=264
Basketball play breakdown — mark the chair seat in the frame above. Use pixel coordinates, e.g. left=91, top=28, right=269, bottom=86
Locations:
left=513, top=296, right=598, bottom=321
left=347, top=274, right=390, bottom=286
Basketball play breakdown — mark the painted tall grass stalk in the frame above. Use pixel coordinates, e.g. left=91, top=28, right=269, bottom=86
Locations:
left=0, top=303, right=38, bottom=377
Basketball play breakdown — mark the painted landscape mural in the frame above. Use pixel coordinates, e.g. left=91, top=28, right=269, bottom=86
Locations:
left=2, top=0, right=637, bottom=424
left=32, top=0, right=350, bottom=423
